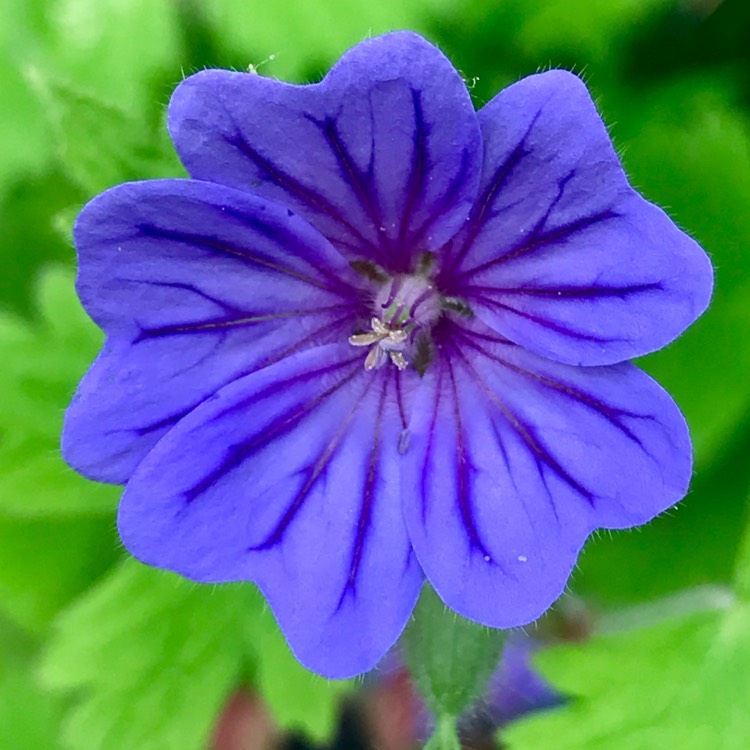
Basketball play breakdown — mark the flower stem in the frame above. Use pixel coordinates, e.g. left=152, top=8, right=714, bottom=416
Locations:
left=402, top=585, right=507, bottom=718
left=424, top=715, right=460, bottom=750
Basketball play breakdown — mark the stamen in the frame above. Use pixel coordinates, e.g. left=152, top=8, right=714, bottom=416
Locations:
left=351, top=272, right=442, bottom=373
left=379, top=329, right=408, bottom=350
left=365, top=346, right=388, bottom=370
left=348, top=332, right=383, bottom=347
left=389, top=352, right=408, bottom=370
left=349, top=317, right=411, bottom=371
left=371, top=318, right=389, bottom=336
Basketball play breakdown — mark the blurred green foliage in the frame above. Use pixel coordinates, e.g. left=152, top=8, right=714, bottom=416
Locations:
left=0, top=0, right=748, bottom=748
left=38, top=560, right=349, bottom=750
left=503, top=511, right=750, bottom=750
left=504, top=602, right=750, bottom=750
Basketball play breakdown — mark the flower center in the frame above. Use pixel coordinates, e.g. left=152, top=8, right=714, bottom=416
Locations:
left=348, top=274, right=441, bottom=372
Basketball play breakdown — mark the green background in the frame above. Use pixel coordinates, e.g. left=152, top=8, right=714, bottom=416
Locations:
left=1, top=1, right=748, bottom=748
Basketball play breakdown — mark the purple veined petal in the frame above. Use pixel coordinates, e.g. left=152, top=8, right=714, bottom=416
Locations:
left=63, top=179, right=363, bottom=484
left=168, top=31, right=482, bottom=271
left=438, top=70, right=712, bottom=366
left=401, top=318, right=692, bottom=628
left=118, top=344, right=425, bottom=679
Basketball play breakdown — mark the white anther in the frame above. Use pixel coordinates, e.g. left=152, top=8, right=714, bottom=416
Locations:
left=389, top=351, right=408, bottom=370
left=348, top=332, right=382, bottom=347
left=365, top=345, right=388, bottom=371
left=350, top=317, right=410, bottom=372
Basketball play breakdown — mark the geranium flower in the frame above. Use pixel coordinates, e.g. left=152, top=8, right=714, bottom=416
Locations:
left=63, top=32, right=712, bottom=678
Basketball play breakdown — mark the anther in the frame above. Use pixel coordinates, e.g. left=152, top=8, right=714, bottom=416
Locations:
left=348, top=317, right=410, bottom=371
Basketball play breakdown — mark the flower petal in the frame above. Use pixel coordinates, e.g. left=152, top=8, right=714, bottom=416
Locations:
left=118, top=345, right=424, bottom=678
left=168, top=31, right=482, bottom=271
left=402, top=319, right=691, bottom=628
left=64, top=179, right=361, bottom=484
left=440, top=70, right=712, bottom=366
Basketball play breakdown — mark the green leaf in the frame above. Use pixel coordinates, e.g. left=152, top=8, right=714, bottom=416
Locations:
left=27, top=68, right=183, bottom=196
left=0, top=614, right=64, bottom=750
left=0, top=166, right=83, bottom=317
left=5, top=0, right=181, bottom=116
left=0, top=513, right=118, bottom=633
left=39, top=559, right=352, bottom=749
left=402, top=585, right=506, bottom=720
left=0, top=649, right=65, bottom=750
left=503, top=499, right=750, bottom=750
left=0, top=48, right=51, bottom=179
left=0, top=266, right=119, bottom=517
left=39, top=560, right=259, bottom=750
left=503, top=603, right=750, bottom=750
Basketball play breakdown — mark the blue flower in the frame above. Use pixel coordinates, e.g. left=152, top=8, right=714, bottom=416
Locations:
left=63, top=32, right=712, bottom=678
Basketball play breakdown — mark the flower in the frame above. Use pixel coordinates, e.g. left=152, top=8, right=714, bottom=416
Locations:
left=63, top=31, right=712, bottom=679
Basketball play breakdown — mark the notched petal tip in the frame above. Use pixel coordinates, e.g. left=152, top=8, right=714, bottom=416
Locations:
left=117, top=346, right=424, bottom=678
left=166, top=31, right=482, bottom=270
left=402, top=322, right=693, bottom=629
left=325, top=29, right=459, bottom=75
left=445, top=66, right=713, bottom=366
left=68, top=178, right=363, bottom=484
left=520, top=68, right=591, bottom=97
left=166, top=67, right=255, bottom=149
